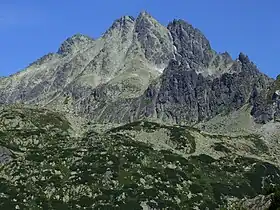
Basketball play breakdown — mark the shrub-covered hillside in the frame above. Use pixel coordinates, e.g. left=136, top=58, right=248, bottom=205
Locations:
left=0, top=106, right=279, bottom=209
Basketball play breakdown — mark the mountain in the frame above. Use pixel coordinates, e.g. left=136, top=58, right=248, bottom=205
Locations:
left=0, top=11, right=280, bottom=209
left=1, top=11, right=276, bottom=125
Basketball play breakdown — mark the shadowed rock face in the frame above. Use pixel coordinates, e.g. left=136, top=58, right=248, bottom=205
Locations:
left=0, top=11, right=275, bottom=126
left=75, top=52, right=271, bottom=125
left=143, top=53, right=270, bottom=124
left=167, top=19, right=213, bottom=70
left=249, top=74, right=280, bottom=124
left=134, top=11, right=174, bottom=66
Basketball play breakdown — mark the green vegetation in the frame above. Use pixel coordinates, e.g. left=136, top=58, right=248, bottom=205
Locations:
left=0, top=106, right=71, bottom=132
left=0, top=107, right=279, bottom=209
left=270, top=194, right=280, bottom=210
left=108, top=121, right=196, bottom=154
left=263, top=186, right=280, bottom=210
left=212, top=142, right=231, bottom=153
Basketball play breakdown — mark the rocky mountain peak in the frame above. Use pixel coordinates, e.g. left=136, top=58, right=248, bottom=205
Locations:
left=167, top=19, right=214, bottom=75
left=102, top=15, right=136, bottom=43
left=132, top=11, right=174, bottom=66
left=238, top=52, right=250, bottom=64
left=0, top=12, right=275, bottom=126
left=237, top=52, right=262, bottom=75
left=108, top=15, right=135, bottom=31
left=135, top=11, right=160, bottom=29
left=221, top=51, right=232, bottom=59
left=57, top=33, right=95, bottom=56
left=138, top=10, right=151, bottom=18
left=167, top=19, right=211, bottom=50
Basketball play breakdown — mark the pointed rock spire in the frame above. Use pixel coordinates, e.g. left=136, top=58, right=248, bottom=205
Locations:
left=237, top=52, right=263, bottom=75
left=167, top=19, right=214, bottom=71
left=135, top=10, right=157, bottom=30
left=109, top=15, right=135, bottom=30
left=104, top=15, right=135, bottom=37
left=138, top=10, right=152, bottom=18
left=167, top=19, right=211, bottom=51
left=238, top=52, right=250, bottom=64
left=133, top=11, right=174, bottom=66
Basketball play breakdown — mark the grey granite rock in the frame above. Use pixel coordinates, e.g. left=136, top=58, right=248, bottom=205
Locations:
left=127, top=53, right=271, bottom=124
left=234, top=194, right=273, bottom=210
left=0, top=12, right=275, bottom=126
left=57, top=34, right=95, bottom=55
left=250, top=74, right=280, bottom=123
left=167, top=19, right=213, bottom=70
left=0, top=146, right=12, bottom=164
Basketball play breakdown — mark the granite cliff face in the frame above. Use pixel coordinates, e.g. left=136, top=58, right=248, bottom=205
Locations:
left=250, top=75, right=280, bottom=124
left=136, top=53, right=271, bottom=124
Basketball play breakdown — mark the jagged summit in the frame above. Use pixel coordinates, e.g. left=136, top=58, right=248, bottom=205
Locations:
left=135, top=11, right=161, bottom=28
left=106, top=15, right=135, bottom=33
left=238, top=52, right=251, bottom=64
left=138, top=10, right=151, bottom=17
left=167, top=18, right=196, bottom=33
left=136, top=10, right=157, bottom=22
left=57, top=33, right=95, bottom=55
left=0, top=11, right=274, bottom=126
left=135, top=10, right=164, bottom=28
left=168, top=18, right=212, bottom=52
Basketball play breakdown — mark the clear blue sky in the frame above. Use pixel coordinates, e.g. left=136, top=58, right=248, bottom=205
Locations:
left=1, top=0, right=279, bottom=78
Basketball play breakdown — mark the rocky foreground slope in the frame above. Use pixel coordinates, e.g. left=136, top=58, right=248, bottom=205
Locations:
left=0, top=105, right=279, bottom=209
left=1, top=11, right=280, bottom=209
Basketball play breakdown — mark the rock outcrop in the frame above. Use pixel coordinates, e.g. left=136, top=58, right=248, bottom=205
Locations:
left=250, top=74, right=280, bottom=123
